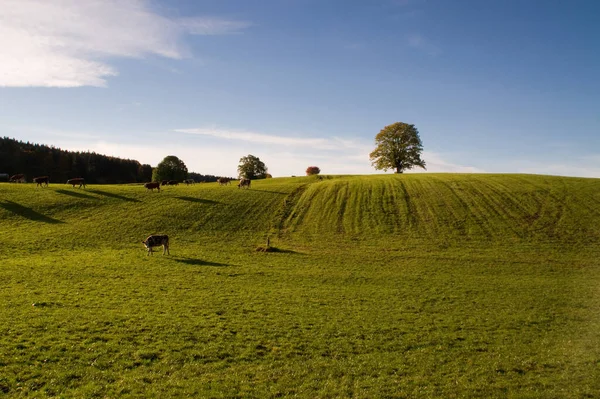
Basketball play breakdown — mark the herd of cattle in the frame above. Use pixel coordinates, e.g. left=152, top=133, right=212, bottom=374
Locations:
left=7, top=173, right=252, bottom=192
left=143, top=177, right=250, bottom=192
left=7, top=174, right=87, bottom=188
left=7, top=173, right=254, bottom=256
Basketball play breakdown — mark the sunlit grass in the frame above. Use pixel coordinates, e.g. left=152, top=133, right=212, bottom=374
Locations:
left=0, top=175, right=599, bottom=397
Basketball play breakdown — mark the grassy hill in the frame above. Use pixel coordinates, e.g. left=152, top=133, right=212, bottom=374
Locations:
left=0, top=174, right=599, bottom=397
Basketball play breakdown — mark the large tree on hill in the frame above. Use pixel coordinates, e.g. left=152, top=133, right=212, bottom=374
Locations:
left=237, top=154, right=267, bottom=179
left=369, top=122, right=426, bottom=173
left=152, top=155, right=188, bottom=182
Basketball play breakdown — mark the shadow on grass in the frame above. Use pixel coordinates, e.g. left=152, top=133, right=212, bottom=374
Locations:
left=173, top=257, right=230, bottom=267
left=0, top=200, right=64, bottom=224
left=175, top=196, right=220, bottom=205
left=88, top=189, right=141, bottom=202
left=255, top=246, right=299, bottom=254
left=55, top=189, right=98, bottom=200
left=255, top=190, right=287, bottom=195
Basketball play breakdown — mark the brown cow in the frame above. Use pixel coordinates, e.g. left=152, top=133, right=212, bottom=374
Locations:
left=238, top=178, right=251, bottom=189
left=144, top=182, right=160, bottom=192
left=67, top=178, right=86, bottom=188
left=9, top=174, right=25, bottom=183
left=33, top=176, right=49, bottom=187
left=161, top=180, right=169, bottom=186
left=217, top=177, right=231, bottom=186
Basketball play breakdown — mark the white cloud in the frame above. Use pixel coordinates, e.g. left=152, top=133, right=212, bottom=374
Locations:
left=7, top=125, right=487, bottom=177
left=0, top=0, right=250, bottom=87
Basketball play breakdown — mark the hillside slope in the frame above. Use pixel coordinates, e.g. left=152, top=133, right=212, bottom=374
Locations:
left=1, top=174, right=599, bottom=254
left=278, top=174, right=600, bottom=245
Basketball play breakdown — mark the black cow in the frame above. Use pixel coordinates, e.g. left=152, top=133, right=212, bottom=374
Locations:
left=144, top=182, right=161, bottom=192
left=67, top=178, right=86, bottom=188
left=142, top=235, right=170, bottom=255
left=33, top=176, right=49, bottom=187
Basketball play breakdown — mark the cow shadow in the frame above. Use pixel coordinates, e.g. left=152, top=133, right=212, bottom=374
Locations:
left=172, top=257, right=230, bottom=267
left=55, top=189, right=98, bottom=200
left=175, top=196, right=220, bottom=205
left=0, top=200, right=64, bottom=224
left=88, top=189, right=140, bottom=202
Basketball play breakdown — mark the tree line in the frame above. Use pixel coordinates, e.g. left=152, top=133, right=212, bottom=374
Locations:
left=0, top=137, right=152, bottom=183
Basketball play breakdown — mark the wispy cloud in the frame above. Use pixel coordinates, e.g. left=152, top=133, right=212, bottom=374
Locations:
left=407, top=34, right=441, bottom=56
left=0, top=0, right=251, bottom=88
left=175, top=127, right=330, bottom=147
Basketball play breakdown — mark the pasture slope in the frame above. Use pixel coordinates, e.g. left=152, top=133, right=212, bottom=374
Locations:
left=0, top=174, right=599, bottom=398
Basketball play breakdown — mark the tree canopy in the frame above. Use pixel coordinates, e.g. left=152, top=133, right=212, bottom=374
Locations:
left=152, top=155, right=188, bottom=182
left=369, top=122, right=426, bottom=174
left=306, top=166, right=321, bottom=176
left=237, top=155, right=267, bottom=179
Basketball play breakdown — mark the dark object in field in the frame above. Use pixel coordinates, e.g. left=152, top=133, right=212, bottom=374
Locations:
left=161, top=180, right=169, bottom=186
left=33, top=176, right=49, bottom=187
left=184, top=179, right=195, bottom=185
left=142, top=235, right=170, bottom=255
left=67, top=178, right=86, bottom=188
left=217, top=177, right=231, bottom=186
left=238, top=178, right=251, bottom=189
left=168, top=180, right=179, bottom=186
left=10, top=173, right=25, bottom=183
left=144, top=182, right=161, bottom=192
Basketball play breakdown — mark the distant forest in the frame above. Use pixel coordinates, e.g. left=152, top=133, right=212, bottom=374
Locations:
left=0, top=137, right=223, bottom=184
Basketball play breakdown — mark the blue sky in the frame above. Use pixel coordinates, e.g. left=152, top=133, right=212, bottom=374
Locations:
left=1, top=0, right=598, bottom=177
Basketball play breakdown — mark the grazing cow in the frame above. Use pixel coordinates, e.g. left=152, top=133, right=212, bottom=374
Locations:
left=168, top=180, right=179, bottom=186
left=161, top=180, right=169, bottom=186
left=33, top=176, right=49, bottom=187
left=238, top=178, right=251, bottom=189
left=217, top=177, right=231, bottom=186
left=10, top=174, right=25, bottom=183
left=184, top=179, right=195, bottom=185
left=67, top=178, right=86, bottom=188
left=144, top=182, right=161, bottom=192
left=142, top=235, right=170, bottom=255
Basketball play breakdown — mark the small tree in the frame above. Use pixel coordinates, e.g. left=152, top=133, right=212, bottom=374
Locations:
left=152, top=155, right=188, bottom=182
left=237, top=154, right=267, bottom=179
left=369, top=122, right=426, bottom=173
left=306, top=166, right=321, bottom=176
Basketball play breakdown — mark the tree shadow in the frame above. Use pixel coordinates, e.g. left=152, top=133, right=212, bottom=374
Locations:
left=175, top=196, right=220, bottom=205
left=0, top=200, right=64, bottom=224
left=173, top=257, right=230, bottom=267
left=88, top=189, right=140, bottom=202
left=55, top=189, right=98, bottom=200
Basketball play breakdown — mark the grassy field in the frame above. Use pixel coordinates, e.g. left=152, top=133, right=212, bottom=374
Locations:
left=0, top=174, right=599, bottom=398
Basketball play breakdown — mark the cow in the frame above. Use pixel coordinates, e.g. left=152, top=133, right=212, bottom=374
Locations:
left=10, top=174, right=25, bottom=183
left=161, top=180, right=169, bottom=186
left=144, top=182, right=161, bottom=192
left=142, top=235, right=170, bottom=255
left=33, top=176, right=49, bottom=187
left=67, top=178, right=86, bottom=188
left=238, top=178, right=251, bottom=189
left=217, top=177, right=231, bottom=186
left=167, top=180, right=179, bottom=186
left=184, top=179, right=195, bottom=185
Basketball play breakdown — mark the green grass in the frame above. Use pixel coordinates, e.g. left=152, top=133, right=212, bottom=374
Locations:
left=0, top=174, right=599, bottom=398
